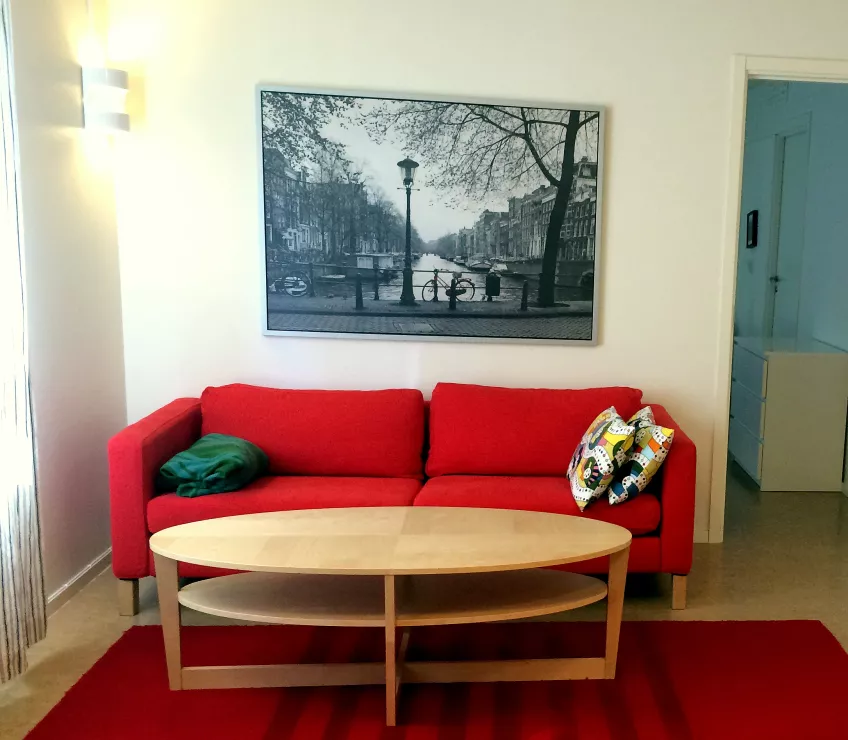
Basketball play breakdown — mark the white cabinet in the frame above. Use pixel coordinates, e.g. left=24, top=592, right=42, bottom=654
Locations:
left=729, top=337, right=848, bottom=491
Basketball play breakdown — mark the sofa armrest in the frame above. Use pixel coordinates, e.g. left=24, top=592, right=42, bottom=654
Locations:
left=649, top=404, right=696, bottom=575
left=108, top=398, right=201, bottom=579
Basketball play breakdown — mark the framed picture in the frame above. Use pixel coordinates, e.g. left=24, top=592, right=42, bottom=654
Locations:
left=746, top=210, right=758, bottom=248
left=258, top=87, right=604, bottom=343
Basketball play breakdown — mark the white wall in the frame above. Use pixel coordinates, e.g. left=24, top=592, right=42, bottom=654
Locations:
left=11, top=0, right=127, bottom=597
left=106, top=0, right=848, bottom=542
left=736, top=80, right=848, bottom=351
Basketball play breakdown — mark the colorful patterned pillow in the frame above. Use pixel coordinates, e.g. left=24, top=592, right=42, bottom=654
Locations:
left=567, top=407, right=636, bottom=511
left=608, top=406, right=675, bottom=505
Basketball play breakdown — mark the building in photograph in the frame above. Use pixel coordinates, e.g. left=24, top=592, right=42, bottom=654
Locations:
left=502, top=158, right=598, bottom=263
left=562, top=156, right=598, bottom=260
left=572, top=157, right=598, bottom=200
left=265, top=149, right=411, bottom=264
left=497, top=214, right=510, bottom=257
left=507, top=185, right=555, bottom=259
left=455, top=226, right=474, bottom=256
left=563, top=190, right=597, bottom=261
left=263, top=148, right=313, bottom=254
left=471, top=210, right=508, bottom=258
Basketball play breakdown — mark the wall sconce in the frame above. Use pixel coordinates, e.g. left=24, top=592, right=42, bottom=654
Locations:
left=81, top=67, right=129, bottom=132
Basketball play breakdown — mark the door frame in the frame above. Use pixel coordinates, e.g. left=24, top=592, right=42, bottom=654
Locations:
left=710, top=55, right=848, bottom=543
left=763, top=117, right=811, bottom=340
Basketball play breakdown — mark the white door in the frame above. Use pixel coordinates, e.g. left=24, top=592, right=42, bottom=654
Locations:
left=768, top=130, right=809, bottom=340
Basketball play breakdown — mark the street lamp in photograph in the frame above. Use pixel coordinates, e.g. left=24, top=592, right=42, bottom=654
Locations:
left=397, top=157, right=419, bottom=306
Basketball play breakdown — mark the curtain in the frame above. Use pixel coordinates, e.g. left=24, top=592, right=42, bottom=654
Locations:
left=0, top=0, right=46, bottom=683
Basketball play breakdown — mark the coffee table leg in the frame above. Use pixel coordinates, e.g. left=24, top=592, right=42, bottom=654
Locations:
left=154, top=553, right=182, bottom=690
left=384, top=575, right=398, bottom=726
left=604, top=546, right=629, bottom=679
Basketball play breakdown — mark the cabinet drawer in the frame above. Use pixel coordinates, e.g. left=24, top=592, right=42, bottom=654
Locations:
left=732, top=345, right=767, bottom=397
left=729, top=418, right=763, bottom=482
left=730, top=380, right=766, bottom=438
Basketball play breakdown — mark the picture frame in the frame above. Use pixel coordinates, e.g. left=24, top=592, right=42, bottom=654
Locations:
left=257, top=86, right=605, bottom=344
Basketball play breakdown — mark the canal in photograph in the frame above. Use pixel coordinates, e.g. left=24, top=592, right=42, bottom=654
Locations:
left=379, top=253, right=531, bottom=303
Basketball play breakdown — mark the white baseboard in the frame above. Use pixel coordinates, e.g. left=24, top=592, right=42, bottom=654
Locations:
left=694, top=529, right=711, bottom=544
left=47, top=548, right=112, bottom=616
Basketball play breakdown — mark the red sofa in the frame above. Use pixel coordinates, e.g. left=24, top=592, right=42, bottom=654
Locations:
left=109, top=382, right=696, bottom=615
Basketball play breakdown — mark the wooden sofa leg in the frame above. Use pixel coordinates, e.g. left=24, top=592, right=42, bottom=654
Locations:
left=672, top=575, right=687, bottom=610
left=117, top=578, right=140, bottom=616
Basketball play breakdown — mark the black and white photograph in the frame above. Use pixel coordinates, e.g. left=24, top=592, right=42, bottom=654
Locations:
left=260, top=89, right=603, bottom=341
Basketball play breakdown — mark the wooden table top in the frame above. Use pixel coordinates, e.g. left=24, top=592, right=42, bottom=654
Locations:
left=149, top=506, right=632, bottom=575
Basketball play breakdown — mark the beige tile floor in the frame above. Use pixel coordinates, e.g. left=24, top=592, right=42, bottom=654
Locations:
left=2, top=466, right=848, bottom=739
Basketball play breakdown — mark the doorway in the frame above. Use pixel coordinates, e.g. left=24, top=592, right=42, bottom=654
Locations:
left=718, top=71, right=848, bottom=539
left=734, top=91, right=813, bottom=343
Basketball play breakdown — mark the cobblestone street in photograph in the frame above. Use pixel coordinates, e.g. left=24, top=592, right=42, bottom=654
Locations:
left=268, top=311, right=592, bottom=340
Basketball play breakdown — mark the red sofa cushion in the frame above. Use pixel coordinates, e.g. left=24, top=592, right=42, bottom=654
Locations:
left=426, top=383, right=643, bottom=477
left=414, top=476, right=660, bottom=536
left=200, top=385, right=425, bottom=477
left=147, top=475, right=422, bottom=533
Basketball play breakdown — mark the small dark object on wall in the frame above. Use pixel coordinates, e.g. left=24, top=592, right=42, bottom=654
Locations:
left=746, top=210, right=759, bottom=248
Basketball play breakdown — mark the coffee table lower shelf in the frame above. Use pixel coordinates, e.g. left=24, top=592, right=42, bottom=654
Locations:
left=153, top=550, right=629, bottom=726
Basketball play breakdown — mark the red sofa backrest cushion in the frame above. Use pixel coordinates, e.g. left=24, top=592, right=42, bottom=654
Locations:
left=201, top=384, right=425, bottom=478
left=426, top=383, right=643, bottom=477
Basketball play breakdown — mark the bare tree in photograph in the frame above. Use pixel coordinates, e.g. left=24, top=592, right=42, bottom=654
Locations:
left=363, top=103, right=599, bottom=307
left=262, top=92, right=354, bottom=166
left=308, top=150, right=348, bottom=258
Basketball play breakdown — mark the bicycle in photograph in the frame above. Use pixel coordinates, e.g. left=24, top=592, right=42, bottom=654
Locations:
left=273, top=269, right=311, bottom=297
left=421, top=268, right=476, bottom=302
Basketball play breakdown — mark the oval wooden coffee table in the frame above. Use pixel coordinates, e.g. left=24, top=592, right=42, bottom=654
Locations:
left=149, top=506, right=631, bottom=726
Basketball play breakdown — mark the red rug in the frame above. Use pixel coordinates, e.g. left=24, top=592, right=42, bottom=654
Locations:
left=27, top=621, right=848, bottom=739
